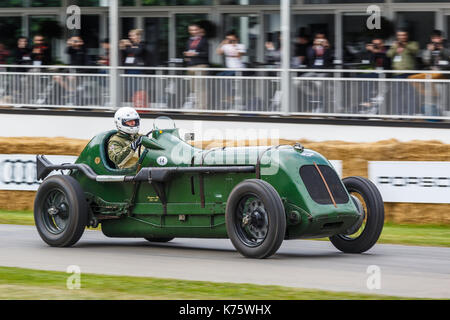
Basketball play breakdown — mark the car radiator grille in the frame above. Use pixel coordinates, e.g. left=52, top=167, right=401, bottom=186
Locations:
left=300, top=165, right=349, bottom=205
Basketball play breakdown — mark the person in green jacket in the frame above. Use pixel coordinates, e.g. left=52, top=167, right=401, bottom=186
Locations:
left=387, top=30, right=420, bottom=72
left=387, top=30, right=420, bottom=115
left=108, top=107, right=143, bottom=169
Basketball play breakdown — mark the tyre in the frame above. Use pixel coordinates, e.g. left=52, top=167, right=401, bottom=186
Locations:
left=226, top=179, right=286, bottom=259
left=330, top=177, right=385, bottom=254
left=34, top=175, right=88, bottom=247
left=144, top=237, right=174, bottom=243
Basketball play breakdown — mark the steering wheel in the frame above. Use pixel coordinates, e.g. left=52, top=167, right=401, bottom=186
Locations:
left=138, top=129, right=154, bottom=162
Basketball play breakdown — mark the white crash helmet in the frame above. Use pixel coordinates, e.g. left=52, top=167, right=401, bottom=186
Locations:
left=114, top=107, right=141, bottom=135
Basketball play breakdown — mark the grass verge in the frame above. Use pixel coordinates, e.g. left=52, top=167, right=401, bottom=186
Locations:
left=1, top=210, right=449, bottom=247
left=0, top=266, right=412, bottom=300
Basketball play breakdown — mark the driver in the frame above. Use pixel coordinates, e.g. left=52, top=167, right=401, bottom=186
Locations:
left=108, top=107, right=143, bottom=169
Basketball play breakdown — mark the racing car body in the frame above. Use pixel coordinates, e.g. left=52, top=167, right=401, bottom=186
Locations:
left=34, top=121, right=384, bottom=259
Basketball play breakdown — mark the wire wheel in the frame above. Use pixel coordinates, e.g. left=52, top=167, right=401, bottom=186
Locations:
left=226, top=179, right=286, bottom=259
left=340, top=193, right=367, bottom=240
left=329, top=177, right=385, bottom=254
left=42, top=189, right=70, bottom=235
left=34, top=175, right=88, bottom=247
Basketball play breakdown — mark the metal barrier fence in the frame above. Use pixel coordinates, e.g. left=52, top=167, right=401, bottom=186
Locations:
left=0, top=65, right=449, bottom=120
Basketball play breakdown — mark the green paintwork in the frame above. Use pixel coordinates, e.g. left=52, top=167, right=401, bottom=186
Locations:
left=72, top=128, right=361, bottom=240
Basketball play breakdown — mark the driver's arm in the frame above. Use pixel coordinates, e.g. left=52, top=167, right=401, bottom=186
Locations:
left=108, top=140, right=135, bottom=169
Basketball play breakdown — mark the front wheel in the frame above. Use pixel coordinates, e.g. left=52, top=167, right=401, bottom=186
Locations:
left=330, top=177, right=384, bottom=254
left=34, top=175, right=88, bottom=247
left=226, top=179, right=286, bottom=259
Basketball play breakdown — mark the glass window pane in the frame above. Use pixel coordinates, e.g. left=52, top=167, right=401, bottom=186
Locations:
left=447, top=16, right=450, bottom=40
left=396, top=12, right=435, bottom=48
left=71, top=15, right=100, bottom=64
left=142, top=0, right=212, bottom=5
left=304, top=0, right=382, bottom=3
left=0, top=0, right=23, bottom=7
left=29, top=16, right=61, bottom=63
left=31, top=0, right=61, bottom=6
left=343, top=14, right=369, bottom=63
left=220, top=0, right=279, bottom=4
left=0, top=16, right=23, bottom=62
left=29, top=16, right=62, bottom=40
left=144, top=17, right=169, bottom=66
left=394, top=0, right=449, bottom=2
left=121, top=17, right=136, bottom=39
left=67, top=0, right=135, bottom=6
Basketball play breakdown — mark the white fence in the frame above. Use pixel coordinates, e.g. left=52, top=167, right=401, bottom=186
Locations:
left=0, top=65, right=449, bottom=120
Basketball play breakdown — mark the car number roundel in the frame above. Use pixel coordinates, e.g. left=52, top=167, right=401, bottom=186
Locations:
left=157, top=156, right=168, bottom=166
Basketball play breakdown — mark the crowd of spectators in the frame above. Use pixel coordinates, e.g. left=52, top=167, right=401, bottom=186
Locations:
left=0, top=24, right=449, bottom=115
left=0, top=25, right=448, bottom=74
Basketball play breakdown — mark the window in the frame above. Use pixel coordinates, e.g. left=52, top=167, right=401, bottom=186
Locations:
left=304, top=0, right=382, bottom=3
left=396, top=12, right=435, bottom=48
left=145, top=17, right=169, bottom=66
left=0, top=16, right=23, bottom=61
left=142, top=0, right=212, bottom=5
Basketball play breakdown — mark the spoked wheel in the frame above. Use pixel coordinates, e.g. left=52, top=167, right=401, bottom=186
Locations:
left=34, top=175, right=88, bottom=247
left=330, top=177, right=385, bottom=254
left=226, top=179, right=286, bottom=259
left=144, top=237, right=174, bottom=243
left=42, top=189, right=70, bottom=235
left=235, top=196, right=269, bottom=248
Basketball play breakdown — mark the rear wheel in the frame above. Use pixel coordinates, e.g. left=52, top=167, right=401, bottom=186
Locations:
left=226, top=179, right=286, bottom=259
left=144, top=237, right=174, bottom=243
left=34, top=175, right=88, bottom=247
left=330, top=177, right=384, bottom=254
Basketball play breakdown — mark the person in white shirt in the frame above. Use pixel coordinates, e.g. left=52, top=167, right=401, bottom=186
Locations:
left=216, top=31, right=246, bottom=76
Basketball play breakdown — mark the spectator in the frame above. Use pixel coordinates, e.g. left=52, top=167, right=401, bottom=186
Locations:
left=422, top=30, right=450, bottom=71
left=120, top=29, right=148, bottom=107
left=14, top=37, right=32, bottom=66
left=387, top=30, right=419, bottom=73
left=66, top=36, right=88, bottom=69
left=306, top=32, right=333, bottom=69
left=264, top=32, right=281, bottom=66
left=216, top=31, right=246, bottom=76
left=387, top=30, right=420, bottom=115
left=31, top=35, right=51, bottom=66
left=52, top=36, right=88, bottom=102
left=365, top=38, right=391, bottom=70
left=98, top=38, right=110, bottom=68
left=120, top=29, right=147, bottom=70
left=184, top=23, right=209, bottom=69
left=410, top=30, right=450, bottom=116
left=357, top=38, right=391, bottom=114
left=184, top=23, right=210, bottom=109
left=297, top=33, right=334, bottom=113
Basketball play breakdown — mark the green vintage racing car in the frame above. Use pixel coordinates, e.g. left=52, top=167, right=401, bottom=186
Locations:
left=34, top=120, right=384, bottom=259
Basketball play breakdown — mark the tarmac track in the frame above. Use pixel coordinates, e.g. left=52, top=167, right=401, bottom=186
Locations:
left=0, top=224, right=449, bottom=299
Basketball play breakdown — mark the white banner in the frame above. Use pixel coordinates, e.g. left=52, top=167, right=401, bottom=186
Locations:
left=0, top=155, right=78, bottom=191
left=369, top=161, right=450, bottom=204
